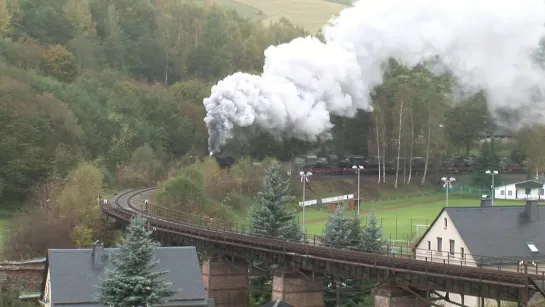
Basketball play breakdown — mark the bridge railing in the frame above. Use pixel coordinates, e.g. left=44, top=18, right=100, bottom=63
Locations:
left=133, top=200, right=545, bottom=279
left=103, top=199, right=545, bottom=293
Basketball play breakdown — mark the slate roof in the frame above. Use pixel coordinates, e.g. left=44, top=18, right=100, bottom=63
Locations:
left=45, top=246, right=209, bottom=307
left=444, top=205, right=545, bottom=262
left=261, top=300, right=294, bottom=307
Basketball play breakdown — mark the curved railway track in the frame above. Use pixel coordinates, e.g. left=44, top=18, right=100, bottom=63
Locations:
left=102, top=187, right=545, bottom=302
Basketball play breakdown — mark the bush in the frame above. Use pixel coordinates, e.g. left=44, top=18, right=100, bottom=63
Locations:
left=2, top=163, right=117, bottom=260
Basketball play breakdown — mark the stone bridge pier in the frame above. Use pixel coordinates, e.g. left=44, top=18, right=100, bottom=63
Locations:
left=201, top=256, right=250, bottom=307
left=372, top=284, right=429, bottom=307
left=272, top=269, right=325, bottom=307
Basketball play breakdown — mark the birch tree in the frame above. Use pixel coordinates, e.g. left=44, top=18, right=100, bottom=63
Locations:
left=155, top=0, right=188, bottom=85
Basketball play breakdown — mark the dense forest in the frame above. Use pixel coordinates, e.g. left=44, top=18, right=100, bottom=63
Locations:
left=0, top=0, right=544, bottom=255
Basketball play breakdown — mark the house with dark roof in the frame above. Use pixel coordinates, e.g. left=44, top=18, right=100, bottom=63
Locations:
left=494, top=180, right=545, bottom=200
left=40, top=243, right=215, bottom=307
left=413, top=198, right=545, bottom=307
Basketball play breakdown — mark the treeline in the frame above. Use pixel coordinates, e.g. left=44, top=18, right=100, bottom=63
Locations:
left=1, top=0, right=544, bottom=203
left=1, top=0, right=545, bottom=257
left=0, top=0, right=311, bottom=202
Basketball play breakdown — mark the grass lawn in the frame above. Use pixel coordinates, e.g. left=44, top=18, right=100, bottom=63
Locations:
left=193, top=0, right=266, bottom=19
left=301, top=195, right=531, bottom=242
left=218, top=0, right=348, bottom=34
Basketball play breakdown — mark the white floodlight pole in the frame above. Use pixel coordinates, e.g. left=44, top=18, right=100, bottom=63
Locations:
left=441, top=177, right=456, bottom=207
left=300, top=171, right=312, bottom=233
left=485, top=170, right=499, bottom=206
left=352, top=165, right=364, bottom=216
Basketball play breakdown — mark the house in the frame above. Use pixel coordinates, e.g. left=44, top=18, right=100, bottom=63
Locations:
left=413, top=198, right=545, bottom=307
left=494, top=180, right=544, bottom=200
left=40, top=243, right=215, bottom=307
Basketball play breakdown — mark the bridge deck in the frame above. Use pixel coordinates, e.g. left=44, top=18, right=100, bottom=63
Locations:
left=102, top=188, right=545, bottom=303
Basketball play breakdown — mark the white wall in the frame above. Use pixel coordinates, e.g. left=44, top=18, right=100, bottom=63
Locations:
left=494, top=183, right=544, bottom=200
left=43, top=270, right=51, bottom=307
left=415, top=210, right=480, bottom=307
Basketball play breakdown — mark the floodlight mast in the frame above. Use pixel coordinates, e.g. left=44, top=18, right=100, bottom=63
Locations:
left=485, top=170, right=499, bottom=206
left=441, top=177, right=456, bottom=207
left=352, top=165, right=364, bottom=216
left=300, top=171, right=312, bottom=233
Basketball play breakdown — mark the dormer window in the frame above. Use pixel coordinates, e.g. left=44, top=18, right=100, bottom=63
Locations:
left=527, top=242, right=539, bottom=253
left=444, top=218, right=447, bottom=229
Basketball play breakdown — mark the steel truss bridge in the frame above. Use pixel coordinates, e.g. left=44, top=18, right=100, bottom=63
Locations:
left=101, top=187, right=545, bottom=307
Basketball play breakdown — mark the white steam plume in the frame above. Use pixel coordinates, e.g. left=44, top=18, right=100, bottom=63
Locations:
left=204, top=0, right=545, bottom=153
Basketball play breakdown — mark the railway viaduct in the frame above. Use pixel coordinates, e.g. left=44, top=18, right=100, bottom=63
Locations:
left=102, top=188, right=545, bottom=307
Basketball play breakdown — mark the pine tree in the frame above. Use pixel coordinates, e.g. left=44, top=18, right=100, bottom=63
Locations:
left=323, top=206, right=360, bottom=249
left=98, top=217, right=176, bottom=307
left=359, top=209, right=386, bottom=253
left=250, top=162, right=302, bottom=242
left=322, top=206, right=365, bottom=307
left=249, top=163, right=302, bottom=306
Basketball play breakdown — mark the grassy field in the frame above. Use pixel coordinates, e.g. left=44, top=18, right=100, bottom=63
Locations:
left=193, top=0, right=266, bottom=19
left=299, top=194, right=532, bottom=243
left=195, top=0, right=348, bottom=34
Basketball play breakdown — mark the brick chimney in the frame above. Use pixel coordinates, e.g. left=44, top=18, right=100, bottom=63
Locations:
left=480, top=195, right=492, bottom=207
left=525, top=199, right=540, bottom=221
left=92, top=240, right=105, bottom=267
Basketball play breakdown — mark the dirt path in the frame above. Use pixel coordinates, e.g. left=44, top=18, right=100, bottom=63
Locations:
left=302, top=199, right=442, bottom=224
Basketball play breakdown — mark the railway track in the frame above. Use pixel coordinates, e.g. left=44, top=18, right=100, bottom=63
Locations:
left=102, top=188, right=545, bottom=301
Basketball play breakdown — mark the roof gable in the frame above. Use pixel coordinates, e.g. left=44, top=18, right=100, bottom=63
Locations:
left=47, top=246, right=206, bottom=305
left=497, top=180, right=544, bottom=189
left=515, top=180, right=544, bottom=189
left=413, top=207, right=446, bottom=248
left=445, top=206, right=545, bottom=260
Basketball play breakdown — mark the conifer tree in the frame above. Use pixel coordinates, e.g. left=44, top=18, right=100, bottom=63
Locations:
left=323, top=207, right=365, bottom=307
left=249, top=162, right=302, bottom=306
left=98, top=217, right=176, bottom=307
left=250, top=162, right=302, bottom=242
left=359, top=209, right=386, bottom=253
left=323, top=206, right=360, bottom=249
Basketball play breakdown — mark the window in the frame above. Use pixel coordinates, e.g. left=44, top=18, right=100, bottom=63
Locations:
left=444, top=218, right=447, bottom=228
left=437, top=237, right=442, bottom=252
left=501, top=190, right=505, bottom=196
left=526, top=188, right=532, bottom=195
left=527, top=242, right=539, bottom=253
left=461, top=247, right=465, bottom=258
left=508, top=190, right=512, bottom=196
left=449, top=240, right=455, bottom=255
left=427, top=241, right=431, bottom=250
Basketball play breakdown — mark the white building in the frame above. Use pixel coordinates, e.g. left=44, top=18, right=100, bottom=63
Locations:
left=413, top=199, right=545, bottom=307
left=494, top=180, right=544, bottom=200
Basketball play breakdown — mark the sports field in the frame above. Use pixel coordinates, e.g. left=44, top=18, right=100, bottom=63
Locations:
left=298, top=194, right=531, bottom=243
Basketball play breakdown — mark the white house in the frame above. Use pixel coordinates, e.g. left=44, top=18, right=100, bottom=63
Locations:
left=413, top=198, right=545, bottom=307
left=494, top=180, right=544, bottom=200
